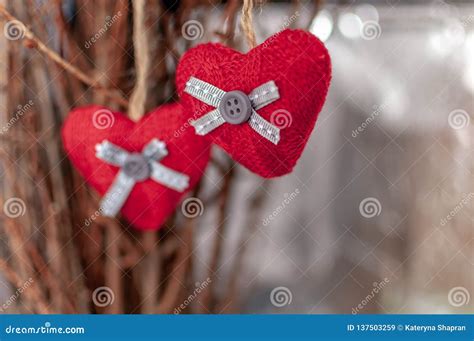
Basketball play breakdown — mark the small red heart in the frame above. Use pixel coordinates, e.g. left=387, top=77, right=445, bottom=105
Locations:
left=176, top=29, right=331, bottom=178
left=61, top=103, right=211, bottom=230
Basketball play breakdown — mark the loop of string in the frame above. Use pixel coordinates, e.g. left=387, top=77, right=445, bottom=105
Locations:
left=241, top=0, right=257, bottom=49
left=128, top=0, right=151, bottom=121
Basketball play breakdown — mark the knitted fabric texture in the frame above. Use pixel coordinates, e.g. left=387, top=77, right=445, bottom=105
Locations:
left=176, top=29, right=331, bottom=178
left=61, top=103, right=211, bottom=230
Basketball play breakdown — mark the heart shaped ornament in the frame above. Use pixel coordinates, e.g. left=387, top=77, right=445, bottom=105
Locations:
left=62, top=103, right=211, bottom=230
left=176, top=29, right=331, bottom=178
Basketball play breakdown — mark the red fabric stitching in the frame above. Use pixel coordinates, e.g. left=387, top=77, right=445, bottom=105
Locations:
left=61, top=103, right=211, bottom=230
left=176, top=29, right=332, bottom=178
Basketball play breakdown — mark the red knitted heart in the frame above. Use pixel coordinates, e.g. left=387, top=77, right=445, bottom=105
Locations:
left=176, top=29, right=331, bottom=178
left=61, top=103, right=210, bottom=230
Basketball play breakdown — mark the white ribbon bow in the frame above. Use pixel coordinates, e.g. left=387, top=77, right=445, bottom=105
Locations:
left=185, top=77, right=282, bottom=144
left=95, top=139, right=189, bottom=217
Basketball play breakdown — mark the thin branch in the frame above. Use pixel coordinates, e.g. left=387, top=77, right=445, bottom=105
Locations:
left=220, top=181, right=269, bottom=313
left=138, top=231, right=161, bottom=314
left=214, top=0, right=239, bottom=45
left=0, top=5, right=129, bottom=107
left=0, top=259, right=52, bottom=314
left=198, top=165, right=235, bottom=312
left=103, top=220, right=124, bottom=314
left=156, top=224, right=194, bottom=314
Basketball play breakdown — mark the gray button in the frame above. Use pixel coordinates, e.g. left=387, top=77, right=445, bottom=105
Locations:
left=122, top=153, right=150, bottom=181
left=218, top=91, right=252, bottom=125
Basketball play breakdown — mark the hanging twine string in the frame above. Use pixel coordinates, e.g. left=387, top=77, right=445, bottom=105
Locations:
left=128, top=0, right=151, bottom=121
left=240, top=0, right=257, bottom=49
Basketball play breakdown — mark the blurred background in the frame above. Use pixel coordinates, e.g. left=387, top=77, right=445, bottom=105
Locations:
left=0, top=0, right=472, bottom=314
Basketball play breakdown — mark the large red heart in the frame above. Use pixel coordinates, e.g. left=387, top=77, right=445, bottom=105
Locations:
left=176, top=29, right=331, bottom=178
left=61, top=103, right=210, bottom=230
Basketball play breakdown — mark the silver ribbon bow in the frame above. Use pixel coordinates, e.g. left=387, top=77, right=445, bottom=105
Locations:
left=95, top=139, right=190, bottom=217
left=185, top=77, right=281, bottom=144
